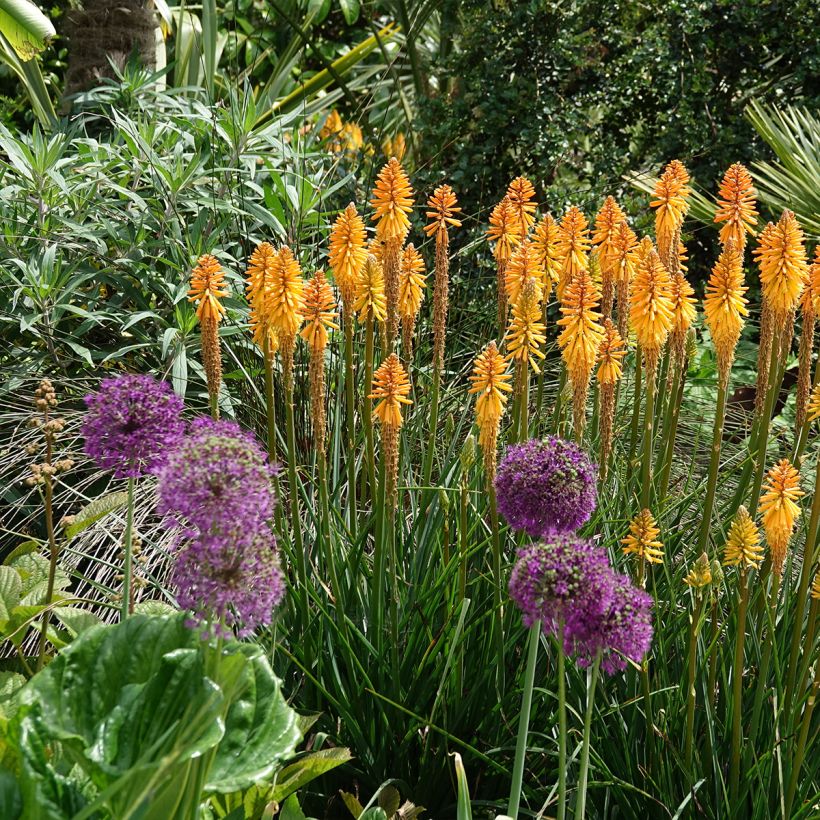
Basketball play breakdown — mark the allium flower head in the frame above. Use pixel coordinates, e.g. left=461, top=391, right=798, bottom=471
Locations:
left=597, top=318, right=626, bottom=385
left=329, top=203, right=367, bottom=306
left=399, top=243, right=427, bottom=319
left=370, top=353, right=412, bottom=428
left=566, top=572, right=654, bottom=675
left=533, top=214, right=562, bottom=295
left=266, top=246, right=305, bottom=336
left=557, top=205, right=591, bottom=298
left=424, top=184, right=462, bottom=238
left=487, top=196, right=521, bottom=263
left=505, top=239, right=544, bottom=305
left=469, top=341, right=511, bottom=467
left=630, top=249, right=674, bottom=373
left=300, top=270, right=338, bottom=352
left=506, top=276, right=546, bottom=373
left=684, top=552, right=713, bottom=589
left=651, top=160, right=690, bottom=262
left=753, top=210, right=809, bottom=324
left=622, top=509, right=664, bottom=565
left=495, top=437, right=597, bottom=537
left=189, top=254, right=228, bottom=323
left=354, top=254, right=387, bottom=322
left=508, top=536, right=614, bottom=635
left=704, top=241, right=748, bottom=383
left=83, top=374, right=185, bottom=479
left=722, top=506, right=763, bottom=570
left=714, top=163, right=758, bottom=251
left=157, top=417, right=275, bottom=537
left=370, top=157, right=414, bottom=241
left=506, top=176, right=538, bottom=235
left=758, top=458, right=803, bottom=576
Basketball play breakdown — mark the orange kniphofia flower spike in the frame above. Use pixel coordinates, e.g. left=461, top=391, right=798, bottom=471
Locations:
left=189, top=254, right=228, bottom=323
left=487, top=196, right=521, bottom=263
left=399, top=244, right=427, bottom=319
left=630, top=249, right=674, bottom=368
left=369, top=353, right=413, bottom=428
left=506, top=277, right=546, bottom=373
left=714, top=163, right=758, bottom=251
left=758, top=458, right=804, bottom=576
left=370, top=157, right=414, bottom=241
left=469, top=341, right=512, bottom=447
left=354, top=254, right=387, bottom=323
left=703, top=241, right=748, bottom=376
left=329, top=203, right=368, bottom=304
left=533, top=214, right=562, bottom=295
left=597, top=318, right=626, bottom=385
left=300, top=270, right=338, bottom=352
left=424, top=184, right=462, bottom=238
left=506, top=176, right=538, bottom=236
left=651, top=159, right=690, bottom=260
left=557, top=205, right=591, bottom=298
left=593, top=196, right=627, bottom=276
left=622, top=509, right=664, bottom=564
left=557, top=267, right=605, bottom=382
left=505, top=239, right=544, bottom=306
left=266, top=246, right=305, bottom=335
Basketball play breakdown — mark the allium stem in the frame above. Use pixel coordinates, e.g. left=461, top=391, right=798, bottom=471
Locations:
left=557, top=620, right=567, bottom=820
left=121, top=476, right=135, bottom=621
left=729, top=570, right=750, bottom=805
left=684, top=593, right=706, bottom=771
left=783, top=456, right=820, bottom=719
left=696, top=373, right=730, bottom=554
left=343, top=313, right=358, bottom=535
left=506, top=623, right=540, bottom=820
left=575, top=652, right=601, bottom=820
left=489, top=483, right=505, bottom=691
left=640, top=362, right=656, bottom=509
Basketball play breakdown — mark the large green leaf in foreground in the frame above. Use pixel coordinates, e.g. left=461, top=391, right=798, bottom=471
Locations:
left=0, top=0, right=54, bottom=60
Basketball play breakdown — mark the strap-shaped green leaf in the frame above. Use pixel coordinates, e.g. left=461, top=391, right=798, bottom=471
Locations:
left=0, top=0, right=55, bottom=60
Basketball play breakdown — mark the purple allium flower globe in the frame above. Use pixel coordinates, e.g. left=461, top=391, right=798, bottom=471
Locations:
left=82, top=373, right=185, bottom=478
left=508, top=535, right=615, bottom=636
left=495, top=437, right=597, bottom=537
left=156, top=418, right=284, bottom=636
left=565, top=572, right=654, bottom=675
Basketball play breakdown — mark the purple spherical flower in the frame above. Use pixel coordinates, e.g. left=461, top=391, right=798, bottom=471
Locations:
left=82, top=374, right=185, bottom=479
left=565, top=572, right=654, bottom=675
left=173, top=528, right=285, bottom=638
left=495, top=437, right=597, bottom=537
left=508, top=535, right=615, bottom=636
left=156, top=418, right=275, bottom=535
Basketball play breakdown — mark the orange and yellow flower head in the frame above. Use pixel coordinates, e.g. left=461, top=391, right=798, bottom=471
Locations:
left=722, top=506, right=763, bottom=570
left=354, top=254, right=387, bottom=323
left=266, top=246, right=305, bottom=336
left=557, top=205, right=591, bottom=298
left=630, top=248, right=674, bottom=372
left=487, top=196, right=521, bottom=263
left=424, top=184, right=462, bottom=238
left=506, top=176, right=538, bottom=236
left=329, top=203, right=367, bottom=306
left=246, top=242, right=276, bottom=309
left=651, top=159, right=690, bottom=262
left=506, top=276, right=547, bottom=373
left=597, top=318, right=626, bottom=386
left=593, top=196, right=627, bottom=276
left=399, top=244, right=427, bottom=320
left=622, top=508, right=664, bottom=564
left=558, top=267, right=605, bottom=383
left=533, top=214, right=562, bottom=295
left=189, top=254, right=228, bottom=323
left=370, top=157, right=414, bottom=242
left=370, top=353, right=413, bottom=428
left=505, top=239, right=544, bottom=306
left=758, top=458, right=804, bottom=576
left=468, top=340, right=512, bottom=455
left=714, top=163, right=758, bottom=251
left=300, top=270, right=338, bottom=353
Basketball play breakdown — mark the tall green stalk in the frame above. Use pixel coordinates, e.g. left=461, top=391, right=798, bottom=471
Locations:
left=507, top=623, right=540, bottom=820
left=696, top=375, right=730, bottom=554
left=628, top=351, right=643, bottom=461
left=519, top=366, right=529, bottom=441
left=285, top=377, right=308, bottom=632
left=785, top=659, right=820, bottom=818
left=657, top=358, right=687, bottom=500
left=575, top=653, right=601, bottom=820
left=36, top=444, right=60, bottom=669
left=343, top=314, right=358, bottom=536
left=262, top=339, right=284, bottom=534
left=640, top=363, right=656, bottom=509
left=557, top=621, right=567, bottom=820
left=422, top=360, right=441, bottom=488
left=729, top=570, right=750, bottom=804
left=489, top=484, right=505, bottom=691
left=684, top=592, right=706, bottom=771
left=363, top=316, right=376, bottom=505
left=121, top=477, right=136, bottom=622
left=748, top=574, right=781, bottom=747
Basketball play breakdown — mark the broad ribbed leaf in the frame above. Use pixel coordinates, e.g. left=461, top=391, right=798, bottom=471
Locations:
left=63, top=491, right=129, bottom=540
left=0, top=567, right=22, bottom=623
left=0, top=0, right=55, bottom=60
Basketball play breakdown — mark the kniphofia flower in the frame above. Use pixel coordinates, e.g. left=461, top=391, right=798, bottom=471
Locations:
left=651, top=159, right=690, bottom=265
left=506, top=176, right=537, bottom=236
left=596, top=319, right=625, bottom=478
left=557, top=205, right=591, bottom=299
left=300, top=270, right=338, bottom=353
left=189, top=254, right=227, bottom=323
left=795, top=247, right=820, bottom=429
left=622, top=509, right=664, bottom=565
left=505, top=239, right=544, bottom=306
left=758, top=458, right=803, bottom=577
left=669, top=265, right=697, bottom=369
left=266, top=246, right=305, bottom=337
left=714, top=163, right=758, bottom=252
left=329, top=203, right=367, bottom=309
left=533, top=214, right=562, bottom=297
left=630, top=248, right=674, bottom=374
left=399, top=243, right=427, bottom=357
left=354, top=254, right=387, bottom=323
left=370, top=157, right=414, bottom=242
left=684, top=553, right=713, bottom=589
left=487, top=195, right=521, bottom=264
left=612, top=219, right=638, bottom=339
left=506, top=276, right=546, bottom=373
left=722, top=506, right=763, bottom=570
left=246, top=242, right=275, bottom=310
left=703, top=241, right=748, bottom=387
left=808, top=384, right=820, bottom=423
left=382, top=132, right=406, bottom=160
left=469, top=341, right=512, bottom=476
left=424, top=184, right=462, bottom=238
left=593, top=196, right=627, bottom=316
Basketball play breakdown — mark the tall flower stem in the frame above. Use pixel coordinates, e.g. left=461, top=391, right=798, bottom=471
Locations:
left=575, top=653, right=602, bottom=820
left=684, top=593, right=706, bottom=771
left=557, top=621, right=567, bottom=820
left=507, top=623, right=540, bottom=820
left=36, top=465, right=60, bottom=669
left=343, top=314, right=358, bottom=536
left=640, top=363, right=656, bottom=509
left=657, top=358, right=687, bottom=500
left=285, top=377, right=308, bottom=633
left=551, top=369, right=568, bottom=437
left=748, top=574, right=781, bottom=747
left=628, top=351, right=643, bottom=460
left=784, top=459, right=820, bottom=717
left=262, top=338, right=285, bottom=534
left=519, top=366, right=530, bottom=441
left=696, top=375, right=730, bottom=554
left=318, top=451, right=342, bottom=616
left=422, top=367, right=442, bottom=488
left=792, top=357, right=820, bottom=464
left=785, top=659, right=820, bottom=818
left=729, top=571, right=750, bottom=804
left=795, top=598, right=818, bottom=720
left=120, top=477, right=136, bottom=622
left=363, top=316, right=376, bottom=504
left=489, top=484, right=505, bottom=691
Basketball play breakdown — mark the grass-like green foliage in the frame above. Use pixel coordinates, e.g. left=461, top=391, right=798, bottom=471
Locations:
left=1, top=83, right=819, bottom=819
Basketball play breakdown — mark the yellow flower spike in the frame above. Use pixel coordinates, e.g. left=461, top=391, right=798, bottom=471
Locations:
left=636, top=235, right=655, bottom=263
left=812, top=570, right=820, bottom=600
left=669, top=267, right=697, bottom=368
left=808, top=384, right=820, bottom=423
left=715, top=163, right=758, bottom=252
left=506, top=276, right=546, bottom=374
left=622, top=509, right=664, bottom=565
left=753, top=210, right=809, bottom=327
left=722, top=506, right=763, bottom=570
left=684, top=553, right=713, bottom=589
left=265, top=246, right=305, bottom=337
left=506, top=176, right=538, bottom=236
left=300, top=270, right=338, bottom=353
left=354, top=254, right=387, bottom=323
left=533, top=214, right=562, bottom=297
left=703, top=241, right=748, bottom=387
left=246, top=241, right=276, bottom=310
left=382, top=132, right=406, bottom=161
left=795, top=246, right=820, bottom=429
left=651, top=159, right=691, bottom=263
left=558, top=267, right=605, bottom=384
left=556, top=205, right=591, bottom=299
left=758, top=458, right=804, bottom=577
left=369, top=352, right=413, bottom=429
left=612, top=219, right=639, bottom=339
left=329, top=203, right=368, bottom=309
left=370, top=156, right=414, bottom=242
left=319, top=110, right=343, bottom=146
left=800, top=246, right=820, bottom=318
left=189, top=253, right=228, bottom=323
left=399, top=244, right=427, bottom=320
left=597, top=318, right=626, bottom=386
left=424, top=184, right=462, bottom=238
left=468, top=341, right=512, bottom=476
left=505, top=239, right=544, bottom=306
left=593, top=196, right=627, bottom=315
left=630, top=249, right=675, bottom=374
left=487, top=195, right=521, bottom=263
